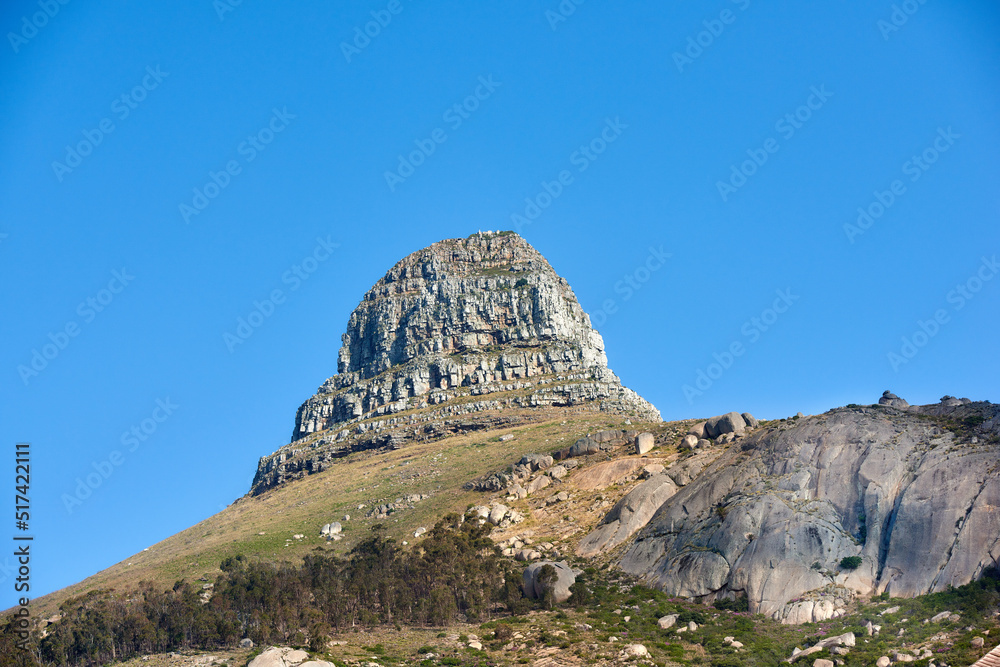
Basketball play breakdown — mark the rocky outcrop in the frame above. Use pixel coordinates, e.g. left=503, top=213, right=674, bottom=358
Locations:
left=878, top=390, right=909, bottom=409
left=251, top=232, right=659, bottom=495
left=611, top=397, right=1000, bottom=623
left=576, top=473, right=679, bottom=557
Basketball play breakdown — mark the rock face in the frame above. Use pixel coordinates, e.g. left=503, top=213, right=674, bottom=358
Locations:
left=251, top=232, right=659, bottom=494
left=613, top=399, right=1000, bottom=623
left=576, top=474, right=679, bottom=557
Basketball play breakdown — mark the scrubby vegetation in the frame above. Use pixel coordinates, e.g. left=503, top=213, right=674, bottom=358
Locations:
left=4, top=518, right=524, bottom=667
left=5, top=562, right=1000, bottom=667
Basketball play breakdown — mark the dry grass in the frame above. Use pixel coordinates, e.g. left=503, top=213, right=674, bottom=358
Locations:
left=32, top=409, right=663, bottom=619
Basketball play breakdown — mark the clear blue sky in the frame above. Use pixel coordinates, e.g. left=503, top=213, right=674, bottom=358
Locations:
left=1, top=1, right=998, bottom=606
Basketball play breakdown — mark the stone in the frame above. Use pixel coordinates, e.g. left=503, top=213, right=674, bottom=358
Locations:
left=635, top=433, right=655, bottom=454
left=239, top=638, right=254, bottom=648
left=657, top=614, right=677, bottom=629
left=930, top=610, right=951, bottom=622
left=620, top=644, right=648, bottom=658
left=547, top=491, right=569, bottom=504
left=948, top=614, right=960, bottom=622
left=972, top=637, right=984, bottom=648
left=251, top=233, right=661, bottom=495
left=706, top=412, right=746, bottom=438
left=876, top=658, right=890, bottom=667
left=285, top=650, right=309, bottom=664
left=730, top=641, right=744, bottom=648
left=687, top=621, right=698, bottom=632
left=688, top=421, right=707, bottom=439
left=413, top=527, right=426, bottom=537
left=489, top=504, right=509, bottom=525
left=522, top=561, right=576, bottom=603
left=468, top=641, right=483, bottom=650
left=880, top=606, right=900, bottom=616
left=680, top=435, right=698, bottom=450
left=526, top=475, right=551, bottom=494
left=548, top=465, right=568, bottom=480
left=577, top=474, right=679, bottom=557
left=642, top=463, right=665, bottom=477
left=696, top=438, right=711, bottom=449
left=812, top=660, right=834, bottom=667
left=248, top=648, right=285, bottom=667
left=741, top=412, right=759, bottom=428
left=521, top=454, right=554, bottom=471
left=879, top=390, right=909, bottom=409
left=571, top=458, right=647, bottom=490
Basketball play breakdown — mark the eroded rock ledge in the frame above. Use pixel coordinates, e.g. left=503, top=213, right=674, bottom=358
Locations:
left=251, top=232, right=659, bottom=495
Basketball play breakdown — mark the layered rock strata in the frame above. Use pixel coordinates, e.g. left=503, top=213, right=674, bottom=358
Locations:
left=251, top=232, right=659, bottom=495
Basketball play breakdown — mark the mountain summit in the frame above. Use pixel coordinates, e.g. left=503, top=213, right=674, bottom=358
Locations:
left=252, top=231, right=658, bottom=494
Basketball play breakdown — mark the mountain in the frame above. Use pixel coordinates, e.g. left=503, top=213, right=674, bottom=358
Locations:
left=12, top=233, right=1000, bottom=667
left=251, top=231, right=658, bottom=494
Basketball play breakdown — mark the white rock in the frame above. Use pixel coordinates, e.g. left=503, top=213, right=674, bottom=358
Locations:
left=620, top=644, right=648, bottom=658
left=657, top=614, right=678, bottom=629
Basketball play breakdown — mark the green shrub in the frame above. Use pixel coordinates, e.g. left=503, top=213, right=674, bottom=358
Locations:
left=677, top=610, right=708, bottom=625
left=713, top=595, right=749, bottom=612
left=840, top=556, right=863, bottom=570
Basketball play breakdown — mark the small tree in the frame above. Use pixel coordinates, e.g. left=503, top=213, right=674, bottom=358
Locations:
left=536, top=564, right=558, bottom=609
left=840, top=556, right=863, bottom=570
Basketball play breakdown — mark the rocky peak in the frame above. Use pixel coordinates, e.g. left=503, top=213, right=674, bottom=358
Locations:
left=335, top=231, right=606, bottom=379
left=252, top=232, right=659, bottom=495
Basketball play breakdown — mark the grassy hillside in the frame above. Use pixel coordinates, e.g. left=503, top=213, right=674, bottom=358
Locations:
left=31, top=409, right=664, bottom=620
